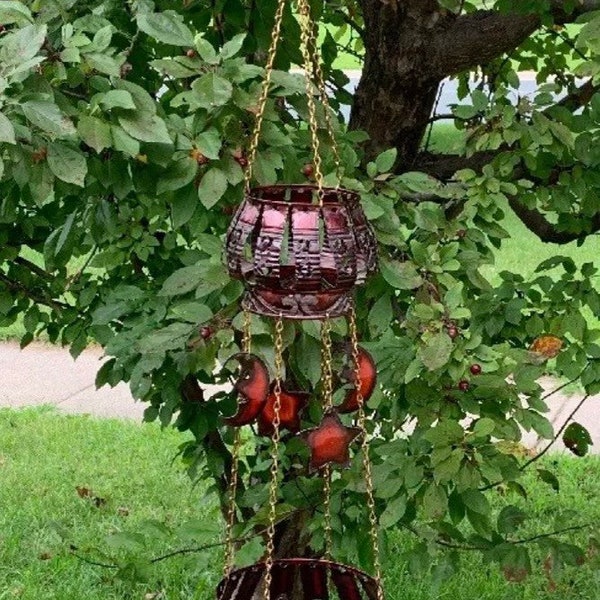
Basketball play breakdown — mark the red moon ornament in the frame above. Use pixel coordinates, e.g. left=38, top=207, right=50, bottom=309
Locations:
left=223, top=353, right=270, bottom=427
left=337, top=347, right=377, bottom=414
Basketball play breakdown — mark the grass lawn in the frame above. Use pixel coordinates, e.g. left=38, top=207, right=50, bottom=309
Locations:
left=1, top=407, right=599, bottom=599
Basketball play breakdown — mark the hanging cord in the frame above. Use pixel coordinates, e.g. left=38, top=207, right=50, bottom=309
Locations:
left=263, top=315, right=285, bottom=600
left=298, top=0, right=342, bottom=187
left=348, top=304, right=384, bottom=600
left=244, top=0, right=287, bottom=191
left=222, top=310, right=253, bottom=582
left=320, top=316, right=334, bottom=559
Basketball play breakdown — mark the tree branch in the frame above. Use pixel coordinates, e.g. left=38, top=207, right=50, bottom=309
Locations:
left=435, top=1, right=600, bottom=77
left=520, top=395, right=590, bottom=471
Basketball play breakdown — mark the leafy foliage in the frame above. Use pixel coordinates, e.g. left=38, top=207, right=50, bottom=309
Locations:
left=0, top=0, right=599, bottom=589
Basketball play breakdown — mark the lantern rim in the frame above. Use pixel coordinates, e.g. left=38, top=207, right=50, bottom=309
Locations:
left=247, top=183, right=360, bottom=207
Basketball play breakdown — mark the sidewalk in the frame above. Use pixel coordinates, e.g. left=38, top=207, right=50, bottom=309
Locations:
left=0, top=341, right=597, bottom=454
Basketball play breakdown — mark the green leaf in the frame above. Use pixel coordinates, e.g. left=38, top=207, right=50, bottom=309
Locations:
left=380, top=495, right=407, bottom=528
left=0, top=112, right=16, bottom=144
left=118, top=114, right=172, bottom=145
left=221, top=33, right=246, bottom=59
left=536, top=468, right=560, bottom=492
left=375, top=148, right=397, bottom=173
left=195, top=128, right=222, bottom=160
left=169, top=302, right=212, bottom=324
left=77, top=116, right=112, bottom=153
left=472, top=418, right=495, bottom=438
left=111, top=126, right=140, bottom=157
left=84, top=53, right=121, bottom=77
left=563, top=422, right=593, bottom=456
left=157, top=157, right=197, bottom=194
left=422, top=484, right=448, bottom=520
left=197, top=168, right=228, bottom=208
left=22, top=100, right=76, bottom=137
left=100, top=90, right=136, bottom=110
left=137, top=11, right=194, bottom=47
left=497, top=505, right=527, bottom=534
left=419, top=332, right=453, bottom=371
left=194, top=36, right=219, bottom=64
left=461, top=489, right=490, bottom=516
left=159, top=266, right=207, bottom=296
left=171, top=185, right=197, bottom=228
left=380, top=257, right=423, bottom=290
left=0, top=23, right=46, bottom=67
left=192, top=73, right=233, bottom=109
left=0, top=2, right=33, bottom=25
left=47, top=143, right=87, bottom=187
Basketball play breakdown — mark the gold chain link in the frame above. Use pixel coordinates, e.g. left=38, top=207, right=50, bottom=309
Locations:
left=244, top=0, right=287, bottom=191
left=263, top=315, right=284, bottom=600
left=297, top=0, right=325, bottom=201
left=222, top=429, right=242, bottom=579
left=300, top=1, right=342, bottom=186
left=322, top=463, right=333, bottom=560
left=320, top=316, right=334, bottom=411
left=349, top=305, right=384, bottom=600
left=221, top=310, right=253, bottom=581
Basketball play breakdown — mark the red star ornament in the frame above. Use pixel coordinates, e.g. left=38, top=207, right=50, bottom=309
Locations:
left=257, top=386, right=309, bottom=436
left=300, top=412, right=362, bottom=472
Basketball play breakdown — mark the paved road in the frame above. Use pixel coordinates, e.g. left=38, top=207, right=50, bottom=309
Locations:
left=0, top=341, right=597, bottom=454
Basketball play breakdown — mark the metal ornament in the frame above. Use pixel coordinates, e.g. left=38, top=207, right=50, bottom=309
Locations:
left=225, top=185, right=378, bottom=320
left=217, top=0, right=384, bottom=598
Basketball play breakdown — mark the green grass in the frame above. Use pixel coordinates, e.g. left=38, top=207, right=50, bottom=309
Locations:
left=0, top=407, right=219, bottom=600
left=1, top=407, right=599, bottom=599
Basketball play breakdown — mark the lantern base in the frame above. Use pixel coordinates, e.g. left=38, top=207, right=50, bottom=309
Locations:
left=216, top=558, right=380, bottom=600
left=242, top=288, right=353, bottom=320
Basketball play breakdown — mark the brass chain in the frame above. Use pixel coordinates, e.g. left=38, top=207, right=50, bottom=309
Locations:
left=222, top=429, right=242, bottom=579
left=320, top=316, right=334, bottom=411
left=244, top=0, right=287, bottom=191
left=300, top=0, right=342, bottom=186
left=221, top=310, right=253, bottom=581
left=319, top=315, right=334, bottom=557
left=263, top=315, right=284, bottom=600
left=348, top=305, right=384, bottom=600
left=297, top=0, right=325, bottom=201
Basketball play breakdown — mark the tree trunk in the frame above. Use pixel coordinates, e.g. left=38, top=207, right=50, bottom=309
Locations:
left=349, top=1, right=446, bottom=166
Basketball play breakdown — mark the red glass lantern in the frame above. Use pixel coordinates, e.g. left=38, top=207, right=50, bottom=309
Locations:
left=225, top=185, right=378, bottom=319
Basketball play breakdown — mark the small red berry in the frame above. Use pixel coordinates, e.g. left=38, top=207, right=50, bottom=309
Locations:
left=200, top=326, right=213, bottom=340
left=456, top=229, right=467, bottom=239
left=235, top=156, right=248, bottom=168
left=186, top=49, right=197, bottom=58
left=446, top=326, right=459, bottom=340
left=302, top=163, right=314, bottom=178
left=470, top=364, right=482, bottom=375
left=458, top=380, right=470, bottom=392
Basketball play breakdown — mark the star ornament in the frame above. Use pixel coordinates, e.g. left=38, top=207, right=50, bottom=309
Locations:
left=257, top=386, right=309, bottom=436
left=300, top=412, right=362, bottom=472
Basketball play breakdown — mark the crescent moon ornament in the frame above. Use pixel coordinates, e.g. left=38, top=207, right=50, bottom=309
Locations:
left=223, top=353, right=270, bottom=427
left=337, top=347, right=377, bottom=414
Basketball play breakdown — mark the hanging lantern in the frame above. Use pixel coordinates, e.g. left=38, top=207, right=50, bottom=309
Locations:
left=225, top=185, right=378, bottom=319
left=216, top=0, right=385, bottom=599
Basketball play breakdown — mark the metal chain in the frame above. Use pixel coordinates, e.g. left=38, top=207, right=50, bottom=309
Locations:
left=319, top=315, right=334, bottom=557
left=221, top=310, right=253, bottom=581
left=263, top=315, right=284, bottom=600
left=300, top=0, right=342, bottom=186
left=348, top=305, right=384, bottom=600
left=320, top=316, right=334, bottom=411
left=244, top=0, right=287, bottom=191
left=222, top=429, right=242, bottom=579
left=297, top=0, right=326, bottom=202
